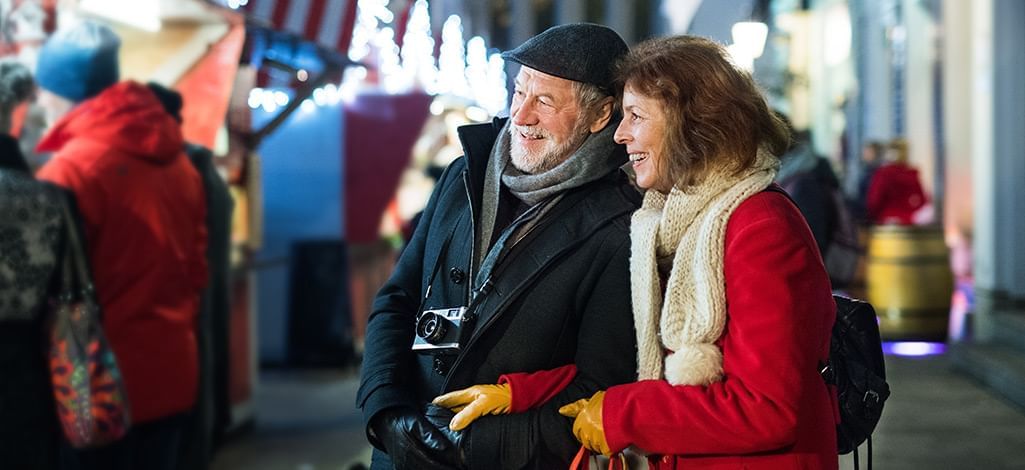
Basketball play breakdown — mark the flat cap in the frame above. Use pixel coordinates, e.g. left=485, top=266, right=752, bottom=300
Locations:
left=501, top=23, right=628, bottom=93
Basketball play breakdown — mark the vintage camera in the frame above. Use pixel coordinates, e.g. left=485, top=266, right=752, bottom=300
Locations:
left=411, top=307, right=467, bottom=351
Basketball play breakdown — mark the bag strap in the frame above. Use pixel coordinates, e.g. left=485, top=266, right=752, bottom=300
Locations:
left=570, top=446, right=590, bottom=470
left=56, top=192, right=95, bottom=298
left=569, top=446, right=629, bottom=470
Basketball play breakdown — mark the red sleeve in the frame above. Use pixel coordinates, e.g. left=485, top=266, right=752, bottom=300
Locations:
left=602, top=193, right=835, bottom=456
left=498, top=364, right=577, bottom=413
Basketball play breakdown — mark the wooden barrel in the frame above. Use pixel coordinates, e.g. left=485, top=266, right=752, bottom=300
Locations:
left=865, top=225, right=953, bottom=341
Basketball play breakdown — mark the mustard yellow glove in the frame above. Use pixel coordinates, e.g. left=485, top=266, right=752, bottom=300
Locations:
left=559, top=390, right=610, bottom=456
left=432, top=383, right=512, bottom=431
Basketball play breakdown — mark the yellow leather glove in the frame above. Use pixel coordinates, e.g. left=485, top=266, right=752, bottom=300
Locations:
left=432, top=383, right=512, bottom=431
left=559, top=390, right=610, bottom=456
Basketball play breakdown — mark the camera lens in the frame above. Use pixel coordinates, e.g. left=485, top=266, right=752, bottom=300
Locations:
left=416, top=312, right=449, bottom=344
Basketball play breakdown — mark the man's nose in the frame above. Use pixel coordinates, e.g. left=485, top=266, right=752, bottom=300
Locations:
left=511, top=100, right=537, bottom=126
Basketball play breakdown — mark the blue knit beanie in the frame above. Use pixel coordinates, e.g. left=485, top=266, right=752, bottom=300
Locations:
left=35, top=21, right=121, bottom=103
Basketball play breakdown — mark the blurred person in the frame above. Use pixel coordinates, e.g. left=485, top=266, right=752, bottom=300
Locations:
left=852, top=140, right=885, bottom=221
left=866, top=138, right=927, bottom=225
left=774, top=115, right=841, bottom=258
left=0, top=57, right=62, bottom=470
left=357, top=23, right=639, bottom=470
left=439, top=35, right=838, bottom=469
left=33, top=21, right=208, bottom=470
left=145, top=82, right=234, bottom=470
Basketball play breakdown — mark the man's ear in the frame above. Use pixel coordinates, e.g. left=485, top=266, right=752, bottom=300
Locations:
left=588, top=97, right=615, bottom=133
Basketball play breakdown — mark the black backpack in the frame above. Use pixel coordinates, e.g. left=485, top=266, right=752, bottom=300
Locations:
left=765, top=185, right=890, bottom=466
left=824, top=295, right=890, bottom=468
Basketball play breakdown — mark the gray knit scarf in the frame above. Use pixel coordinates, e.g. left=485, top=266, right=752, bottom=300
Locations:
left=475, top=118, right=624, bottom=269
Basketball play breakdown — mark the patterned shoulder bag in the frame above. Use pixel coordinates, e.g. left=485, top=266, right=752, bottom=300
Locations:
left=47, top=194, right=131, bottom=448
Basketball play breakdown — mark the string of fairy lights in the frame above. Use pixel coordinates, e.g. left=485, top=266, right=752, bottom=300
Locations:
left=245, top=0, right=508, bottom=117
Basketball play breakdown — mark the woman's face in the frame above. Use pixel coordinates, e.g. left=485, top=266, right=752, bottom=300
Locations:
left=615, top=85, right=672, bottom=193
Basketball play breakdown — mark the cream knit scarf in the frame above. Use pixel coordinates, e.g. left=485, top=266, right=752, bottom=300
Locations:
left=631, top=149, right=779, bottom=385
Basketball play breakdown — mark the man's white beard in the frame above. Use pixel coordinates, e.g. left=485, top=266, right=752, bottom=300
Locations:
left=509, top=123, right=589, bottom=174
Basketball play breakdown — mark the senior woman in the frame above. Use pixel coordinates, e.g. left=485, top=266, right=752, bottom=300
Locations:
left=434, top=35, right=838, bottom=469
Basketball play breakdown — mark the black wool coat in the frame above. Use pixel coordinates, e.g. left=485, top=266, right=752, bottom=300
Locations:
left=357, top=118, right=640, bottom=469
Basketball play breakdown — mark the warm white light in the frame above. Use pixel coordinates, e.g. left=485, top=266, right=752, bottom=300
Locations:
left=430, top=100, right=445, bottom=116
left=273, top=90, right=289, bottom=106
left=80, top=0, right=161, bottom=32
left=247, top=88, right=263, bottom=109
left=400, top=0, right=438, bottom=93
left=726, top=43, right=754, bottom=72
left=260, top=93, right=278, bottom=113
left=731, top=21, right=768, bottom=59
left=465, top=106, right=489, bottom=123
left=823, top=3, right=851, bottom=66
left=437, top=15, right=469, bottom=97
left=312, top=88, right=328, bottom=106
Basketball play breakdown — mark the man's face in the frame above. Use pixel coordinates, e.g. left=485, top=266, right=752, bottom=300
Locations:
left=508, top=67, right=590, bottom=174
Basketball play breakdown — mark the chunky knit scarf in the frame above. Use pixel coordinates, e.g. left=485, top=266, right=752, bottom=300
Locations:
left=631, top=149, right=779, bottom=385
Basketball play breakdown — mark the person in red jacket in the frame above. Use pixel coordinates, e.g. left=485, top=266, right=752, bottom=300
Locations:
left=435, top=36, right=838, bottom=469
left=866, top=138, right=928, bottom=225
left=34, top=21, right=207, bottom=470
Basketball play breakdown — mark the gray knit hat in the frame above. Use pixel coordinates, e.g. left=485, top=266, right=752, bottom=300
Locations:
left=501, top=23, right=628, bottom=93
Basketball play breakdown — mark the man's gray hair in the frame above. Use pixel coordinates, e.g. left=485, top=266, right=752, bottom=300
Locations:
left=572, top=80, right=614, bottom=130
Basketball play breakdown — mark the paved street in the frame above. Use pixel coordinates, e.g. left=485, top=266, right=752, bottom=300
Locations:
left=213, top=351, right=1025, bottom=470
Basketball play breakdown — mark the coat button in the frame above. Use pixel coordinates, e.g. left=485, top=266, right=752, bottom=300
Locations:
left=432, top=357, right=449, bottom=376
left=449, top=267, right=465, bottom=284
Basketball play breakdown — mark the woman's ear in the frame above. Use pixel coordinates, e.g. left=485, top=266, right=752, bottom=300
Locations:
left=588, top=97, right=615, bottom=133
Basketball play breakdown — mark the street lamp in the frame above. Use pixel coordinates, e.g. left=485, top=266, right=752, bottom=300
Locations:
left=728, top=21, right=767, bottom=71
left=731, top=21, right=769, bottom=59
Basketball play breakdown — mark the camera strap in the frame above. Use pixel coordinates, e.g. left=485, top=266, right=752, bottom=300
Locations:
left=417, top=220, right=461, bottom=318
left=474, top=193, right=564, bottom=295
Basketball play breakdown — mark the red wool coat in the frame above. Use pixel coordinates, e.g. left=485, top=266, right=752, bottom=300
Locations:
left=37, top=81, right=208, bottom=423
left=504, top=191, right=838, bottom=469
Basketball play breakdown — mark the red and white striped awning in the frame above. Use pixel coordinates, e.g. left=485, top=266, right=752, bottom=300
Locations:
left=236, top=0, right=359, bottom=52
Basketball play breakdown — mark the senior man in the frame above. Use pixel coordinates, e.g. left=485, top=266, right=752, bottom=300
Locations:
left=357, top=23, right=639, bottom=470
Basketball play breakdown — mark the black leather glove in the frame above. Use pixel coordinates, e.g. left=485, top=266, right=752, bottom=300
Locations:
left=369, top=406, right=462, bottom=470
left=423, top=404, right=469, bottom=468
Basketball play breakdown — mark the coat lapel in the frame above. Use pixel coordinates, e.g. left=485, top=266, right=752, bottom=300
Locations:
left=460, top=182, right=633, bottom=351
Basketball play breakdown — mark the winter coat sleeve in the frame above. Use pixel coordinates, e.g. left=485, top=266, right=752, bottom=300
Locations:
left=602, top=192, right=835, bottom=456
left=465, top=236, right=637, bottom=469
left=499, top=364, right=578, bottom=413
left=356, top=159, right=465, bottom=437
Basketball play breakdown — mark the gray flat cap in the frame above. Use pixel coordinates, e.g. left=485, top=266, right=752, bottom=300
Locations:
left=501, top=23, right=628, bottom=93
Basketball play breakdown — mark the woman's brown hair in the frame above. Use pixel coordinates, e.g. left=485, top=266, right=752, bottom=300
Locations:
left=615, top=35, right=789, bottom=189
